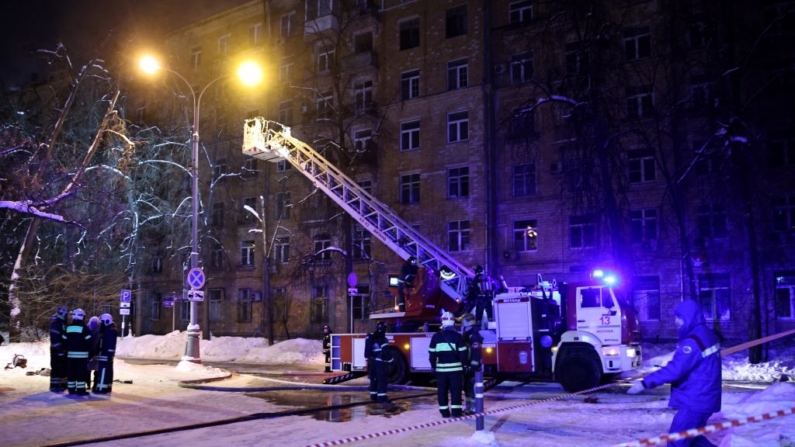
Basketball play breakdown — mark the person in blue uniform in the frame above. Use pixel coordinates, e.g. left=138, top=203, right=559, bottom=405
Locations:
left=364, top=322, right=392, bottom=403
left=429, top=311, right=468, bottom=418
left=64, top=308, right=93, bottom=395
left=627, top=299, right=721, bottom=447
left=49, top=305, right=69, bottom=391
left=460, top=313, right=483, bottom=414
left=93, top=313, right=117, bottom=394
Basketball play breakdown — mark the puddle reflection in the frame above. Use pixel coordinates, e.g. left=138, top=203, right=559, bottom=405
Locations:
left=246, top=391, right=416, bottom=422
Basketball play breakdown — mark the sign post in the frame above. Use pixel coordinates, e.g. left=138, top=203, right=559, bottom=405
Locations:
left=120, top=289, right=131, bottom=337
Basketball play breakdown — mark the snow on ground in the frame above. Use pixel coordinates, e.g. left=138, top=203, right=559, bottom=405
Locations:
left=1, top=333, right=794, bottom=447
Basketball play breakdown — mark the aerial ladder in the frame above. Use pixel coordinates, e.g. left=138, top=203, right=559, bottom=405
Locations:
left=242, top=118, right=473, bottom=323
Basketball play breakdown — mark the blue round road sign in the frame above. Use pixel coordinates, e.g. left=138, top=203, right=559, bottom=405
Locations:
left=187, top=268, right=205, bottom=290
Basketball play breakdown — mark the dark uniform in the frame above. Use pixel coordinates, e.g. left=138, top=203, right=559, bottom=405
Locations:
left=322, top=325, right=332, bottom=373
left=467, top=266, right=497, bottom=324
left=49, top=306, right=68, bottom=391
left=429, top=312, right=468, bottom=418
left=64, top=309, right=93, bottom=395
left=398, top=257, right=419, bottom=312
left=93, top=314, right=117, bottom=394
left=461, top=313, right=483, bottom=414
left=364, top=322, right=392, bottom=403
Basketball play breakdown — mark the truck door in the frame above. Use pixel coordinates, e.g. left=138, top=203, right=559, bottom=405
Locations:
left=575, top=286, right=621, bottom=344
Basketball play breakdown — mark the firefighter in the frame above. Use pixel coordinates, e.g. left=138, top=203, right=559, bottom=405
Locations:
left=460, top=313, right=483, bottom=414
left=364, top=321, right=392, bottom=403
left=49, top=305, right=69, bottom=391
left=322, top=325, right=332, bottom=373
left=398, top=256, right=419, bottom=312
left=93, top=313, right=117, bottom=394
left=86, top=316, right=101, bottom=390
left=468, top=266, right=497, bottom=325
left=627, top=299, right=721, bottom=447
left=429, top=311, right=468, bottom=418
left=64, top=308, right=93, bottom=395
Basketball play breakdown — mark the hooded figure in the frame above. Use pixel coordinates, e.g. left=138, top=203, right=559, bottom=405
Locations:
left=628, top=299, right=721, bottom=446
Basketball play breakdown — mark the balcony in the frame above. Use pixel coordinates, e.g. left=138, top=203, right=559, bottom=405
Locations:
left=343, top=51, right=378, bottom=71
left=304, top=14, right=339, bottom=38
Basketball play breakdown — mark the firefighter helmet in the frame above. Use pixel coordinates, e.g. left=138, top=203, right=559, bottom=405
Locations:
left=375, top=322, right=387, bottom=333
left=56, top=305, right=68, bottom=318
left=72, top=308, right=86, bottom=321
left=460, top=313, right=476, bottom=329
left=323, top=325, right=330, bottom=333
left=475, top=265, right=484, bottom=275
left=101, top=313, right=114, bottom=326
left=441, top=311, right=455, bottom=328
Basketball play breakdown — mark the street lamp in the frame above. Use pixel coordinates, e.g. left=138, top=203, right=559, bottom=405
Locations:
left=140, top=55, right=263, bottom=363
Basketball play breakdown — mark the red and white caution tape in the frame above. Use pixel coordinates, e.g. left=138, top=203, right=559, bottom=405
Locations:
left=614, top=406, right=795, bottom=447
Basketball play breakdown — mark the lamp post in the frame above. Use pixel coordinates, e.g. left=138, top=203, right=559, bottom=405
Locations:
left=141, top=56, right=262, bottom=363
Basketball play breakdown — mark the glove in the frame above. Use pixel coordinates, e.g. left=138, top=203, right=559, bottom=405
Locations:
left=627, top=381, right=646, bottom=395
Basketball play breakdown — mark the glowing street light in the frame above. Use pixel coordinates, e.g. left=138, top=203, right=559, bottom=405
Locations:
left=140, top=55, right=262, bottom=363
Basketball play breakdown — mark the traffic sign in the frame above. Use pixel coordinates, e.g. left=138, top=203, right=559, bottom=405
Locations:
left=348, top=287, right=358, bottom=296
left=120, top=302, right=131, bottom=308
left=163, top=299, right=174, bottom=308
left=187, top=290, right=205, bottom=302
left=187, top=268, right=205, bottom=290
left=119, top=308, right=130, bottom=315
left=120, top=289, right=131, bottom=303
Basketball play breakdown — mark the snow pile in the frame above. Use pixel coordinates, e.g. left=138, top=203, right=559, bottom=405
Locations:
left=718, top=382, right=795, bottom=446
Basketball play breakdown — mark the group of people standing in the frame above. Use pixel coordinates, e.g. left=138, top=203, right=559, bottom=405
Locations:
left=49, top=306, right=118, bottom=395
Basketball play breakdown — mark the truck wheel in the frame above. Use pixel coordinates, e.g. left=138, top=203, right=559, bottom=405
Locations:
left=557, top=354, right=601, bottom=392
left=383, top=346, right=408, bottom=384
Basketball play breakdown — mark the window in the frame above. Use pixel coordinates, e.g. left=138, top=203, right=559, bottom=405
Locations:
left=352, top=224, right=372, bottom=259
left=317, top=50, right=335, bottom=73
left=150, top=254, right=163, bottom=274
left=310, top=293, right=328, bottom=324
left=447, top=59, right=468, bottom=90
left=401, top=69, right=420, bottom=100
left=353, top=285, right=371, bottom=320
left=212, top=159, right=227, bottom=180
left=249, top=23, right=263, bottom=46
left=354, top=80, right=373, bottom=114
left=446, top=5, right=467, bottom=38
left=569, top=215, right=597, bottom=249
left=306, top=0, right=332, bottom=20
left=179, top=300, right=190, bottom=321
left=628, top=149, right=656, bottom=183
left=773, top=196, right=795, bottom=232
left=210, top=243, right=224, bottom=270
left=697, top=204, right=728, bottom=239
left=400, top=173, right=420, bottom=204
left=237, top=288, right=252, bottom=323
left=770, top=138, right=795, bottom=167
left=509, top=108, right=535, bottom=140
left=317, top=91, right=332, bottom=119
left=630, top=209, right=657, bottom=245
left=314, top=234, right=332, bottom=261
left=276, top=192, right=291, bottom=219
left=698, top=274, right=730, bottom=321
left=399, top=18, right=420, bottom=50
left=280, top=12, right=295, bottom=40
left=218, top=34, right=230, bottom=53
left=626, top=85, right=653, bottom=119
left=243, top=157, right=257, bottom=175
left=241, top=197, right=257, bottom=224
left=353, top=129, right=372, bottom=151
left=624, top=26, right=651, bottom=60
left=274, top=236, right=290, bottom=263
left=510, top=53, right=533, bottom=84
left=448, top=220, right=471, bottom=252
left=278, top=100, right=293, bottom=125
left=448, top=166, right=469, bottom=198
left=400, top=120, right=420, bottom=151
left=513, top=219, right=538, bottom=251
left=565, top=42, right=588, bottom=75
left=509, top=1, right=532, bottom=25
left=276, top=160, right=291, bottom=172
left=513, top=163, right=536, bottom=197
left=278, top=63, right=293, bottom=83
left=775, top=273, right=795, bottom=320
left=581, top=287, right=610, bottom=308
left=209, top=289, right=223, bottom=322
left=150, top=292, right=161, bottom=321
left=191, top=46, right=201, bottom=69
left=240, top=240, right=256, bottom=266
left=447, top=111, right=469, bottom=143
left=354, top=32, right=373, bottom=53
left=689, top=81, right=713, bottom=109
left=631, top=276, right=660, bottom=321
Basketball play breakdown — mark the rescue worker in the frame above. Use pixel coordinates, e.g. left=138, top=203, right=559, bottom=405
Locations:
left=49, top=305, right=69, bottom=391
left=398, top=256, right=419, bottom=312
left=322, top=325, right=332, bottom=373
left=86, top=316, right=101, bottom=390
left=627, top=299, right=721, bottom=447
left=429, top=311, right=468, bottom=418
left=467, top=266, right=498, bottom=325
left=93, top=313, right=117, bottom=394
left=64, top=308, right=93, bottom=395
left=460, top=313, right=483, bottom=415
left=364, top=321, right=392, bottom=403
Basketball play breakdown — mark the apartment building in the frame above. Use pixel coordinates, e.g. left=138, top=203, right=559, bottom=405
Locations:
left=132, top=0, right=795, bottom=344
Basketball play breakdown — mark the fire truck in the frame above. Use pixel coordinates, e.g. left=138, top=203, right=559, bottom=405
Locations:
left=242, top=118, right=642, bottom=392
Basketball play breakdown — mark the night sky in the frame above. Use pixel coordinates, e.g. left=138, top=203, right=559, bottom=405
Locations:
left=0, top=0, right=251, bottom=90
